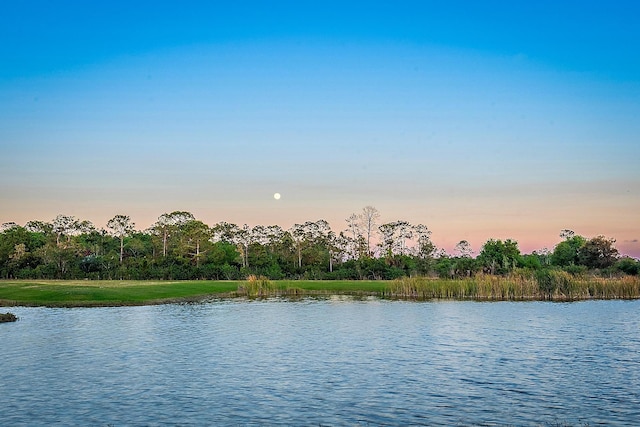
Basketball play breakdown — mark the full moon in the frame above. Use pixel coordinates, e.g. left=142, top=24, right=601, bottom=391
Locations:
left=273, top=193, right=281, bottom=200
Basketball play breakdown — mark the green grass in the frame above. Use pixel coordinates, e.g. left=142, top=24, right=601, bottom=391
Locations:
left=0, top=280, right=239, bottom=307
left=1, top=275, right=638, bottom=307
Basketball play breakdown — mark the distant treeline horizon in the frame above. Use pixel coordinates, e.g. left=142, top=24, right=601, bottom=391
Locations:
left=1, top=207, right=638, bottom=281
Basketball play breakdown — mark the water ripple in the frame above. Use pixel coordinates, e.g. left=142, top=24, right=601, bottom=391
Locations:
left=1, top=300, right=639, bottom=426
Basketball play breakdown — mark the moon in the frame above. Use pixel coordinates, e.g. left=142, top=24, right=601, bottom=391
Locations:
left=273, top=193, right=281, bottom=200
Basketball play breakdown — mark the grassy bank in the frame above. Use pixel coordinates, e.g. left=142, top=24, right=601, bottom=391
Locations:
left=0, top=279, right=386, bottom=307
left=0, top=280, right=238, bottom=307
left=1, top=274, right=639, bottom=307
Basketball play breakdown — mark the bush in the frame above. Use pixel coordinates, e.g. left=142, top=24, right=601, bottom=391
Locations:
left=563, top=264, right=587, bottom=276
left=616, top=258, right=640, bottom=276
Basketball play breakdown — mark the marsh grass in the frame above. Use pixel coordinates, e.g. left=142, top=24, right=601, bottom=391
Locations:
left=388, top=273, right=640, bottom=301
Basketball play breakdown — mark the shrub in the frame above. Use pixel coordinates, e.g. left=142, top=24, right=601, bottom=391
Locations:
left=615, top=258, right=640, bottom=276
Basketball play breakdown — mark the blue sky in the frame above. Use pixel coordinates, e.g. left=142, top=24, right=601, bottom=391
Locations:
left=1, top=1, right=639, bottom=256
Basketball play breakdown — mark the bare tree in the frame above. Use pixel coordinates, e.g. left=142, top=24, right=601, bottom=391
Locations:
left=359, top=206, right=380, bottom=257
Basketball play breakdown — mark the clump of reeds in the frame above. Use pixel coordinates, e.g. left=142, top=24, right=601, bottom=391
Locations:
left=237, top=275, right=280, bottom=297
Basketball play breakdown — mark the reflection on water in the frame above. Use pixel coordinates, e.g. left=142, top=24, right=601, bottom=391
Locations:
left=2, top=299, right=640, bottom=426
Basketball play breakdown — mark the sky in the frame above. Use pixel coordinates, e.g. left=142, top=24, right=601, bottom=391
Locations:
left=1, top=0, right=639, bottom=257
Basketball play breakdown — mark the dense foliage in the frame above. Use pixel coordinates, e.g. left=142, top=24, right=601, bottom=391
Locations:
left=0, top=210, right=637, bottom=281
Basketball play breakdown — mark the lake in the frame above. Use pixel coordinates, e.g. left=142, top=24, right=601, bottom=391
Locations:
left=2, top=298, right=639, bottom=426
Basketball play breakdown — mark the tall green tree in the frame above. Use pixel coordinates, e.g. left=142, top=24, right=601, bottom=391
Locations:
left=181, top=220, right=211, bottom=266
left=151, top=211, right=195, bottom=257
left=106, top=215, right=135, bottom=264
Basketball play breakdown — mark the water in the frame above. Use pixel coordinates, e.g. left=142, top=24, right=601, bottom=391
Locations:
left=2, top=299, right=639, bottom=426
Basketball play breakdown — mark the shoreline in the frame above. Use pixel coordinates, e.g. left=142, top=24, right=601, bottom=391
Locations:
left=2, top=277, right=640, bottom=308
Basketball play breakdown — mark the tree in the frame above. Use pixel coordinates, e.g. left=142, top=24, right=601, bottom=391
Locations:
left=411, top=224, right=436, bottom=275
left=25, top=220, right=53, bottom=234
left=211, top=221, right=241, bottom=244
left=151, top=211, right=195, bottom=257
left=52, top=215, right=81, bottom=246
left=106, top=215, right=135, bottom=264
left=33, top=216, right=92, bottom=278
left=532, top=248, right=552, bottom=267
left=478, top=239, right=522, bottom=275
left=577, top=236, right=619, bottom=269
left=551, top=234, right=586, bottom=267
left=454, top=256, right=478, bottom=278
left=250, top=224, right=287, bottom=276
left=235, top=224, right=252, bottom=269
left=412, top=224, right=435, bottom=258
left=211, top=222, right=243, bottom=270
left=560, top=229, right=576, bottom=240
left=378, top=220, right=413, bottom=257
left=454, top=240, right=473, bottom=258
left=289, top=223, right=308, bottom=269
left=1, top=222, right=19, bottom=232
left=325, top=230, right=342, bottom=273
left=344, top=213, right=363, bottom=260
left=359, top=206, right=380, bottom=257
left=0, top=225, right=31, bottom=278
left=307, top=220, right=334, bottom=272
left=181, top=220, right=211, bottom=266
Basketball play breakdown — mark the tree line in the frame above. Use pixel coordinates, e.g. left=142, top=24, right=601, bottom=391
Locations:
left=0, top=208, right=638, bottom=280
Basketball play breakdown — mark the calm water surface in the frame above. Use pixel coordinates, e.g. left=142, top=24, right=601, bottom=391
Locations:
left=2, top=299, right=639, bottom=426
